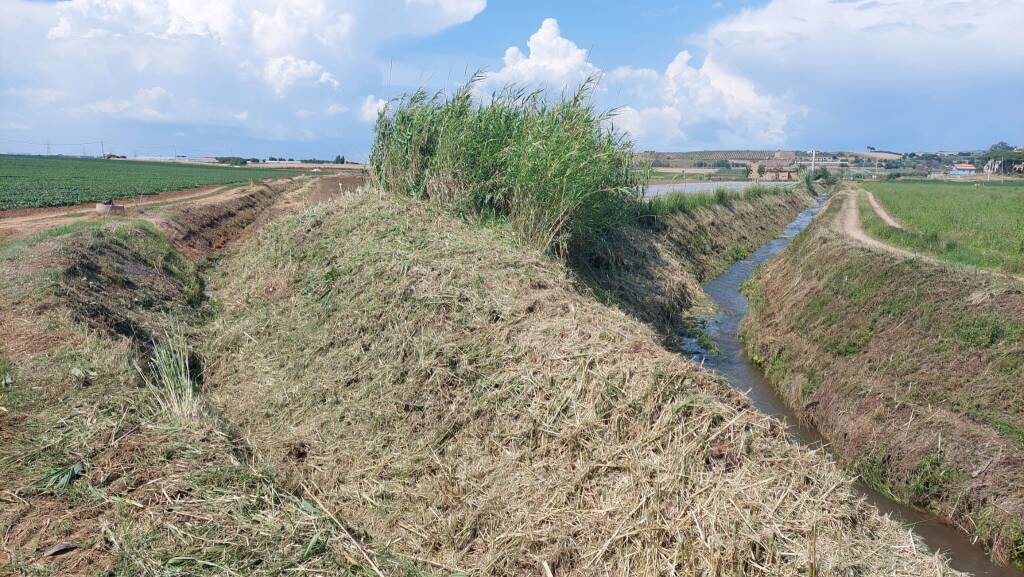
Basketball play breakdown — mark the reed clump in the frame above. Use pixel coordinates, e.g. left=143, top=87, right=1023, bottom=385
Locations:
left=369, top=75, right=648, bottom=258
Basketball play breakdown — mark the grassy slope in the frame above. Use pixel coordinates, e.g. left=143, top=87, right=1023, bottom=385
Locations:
left=0, top=155, right=300, bottom=210
left=583, top=187, right=816, bottom=338
left=0, top=222, right=400, bottom=575
left=742, top=196, right=1024, bottom=567
left=203, top=190, right=952, bottom=576
left=860, top=179, right=1024, bottom=274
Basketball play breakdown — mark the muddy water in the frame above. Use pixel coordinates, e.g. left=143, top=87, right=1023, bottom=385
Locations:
left=686, top=196, right=1022, bottom=577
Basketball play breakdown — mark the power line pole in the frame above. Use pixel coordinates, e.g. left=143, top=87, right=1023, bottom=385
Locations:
left=100, top=141, right=104, bottom=157
left=45, top=140, right=51, bottom=155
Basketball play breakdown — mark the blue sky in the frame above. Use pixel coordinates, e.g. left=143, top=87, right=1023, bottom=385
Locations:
left=2, top=0, right=1022, bottom=160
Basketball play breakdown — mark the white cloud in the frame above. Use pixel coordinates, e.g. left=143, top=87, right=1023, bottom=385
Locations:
left=234, top=110, right=250, bottom=121
left=360, top=95, right=387, bottom=122
left=484, top=18, right=598, bottom=90
left=318, top=72, right=340, bottom=90
left=702, top=0, right=1024, bottom=77
left=261, top=55, right=324, bottom=95
left=79, top=87, right=171, bottom=121
left=4, top=0, right=487, bottom=146
left=608, top=52, right=789, bottom=147
left=481, top=18, right=787, bottom=148
left=326, top=103, right=349, bottom=115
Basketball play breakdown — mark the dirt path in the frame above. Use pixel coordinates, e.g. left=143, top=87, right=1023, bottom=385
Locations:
left=864, top=189, right=903, bottom=229
left=837, top=188, right=1024, bottom=282
left=0, top=181, right=288, bottom=241
left=839, top=190, right=930, bottom=262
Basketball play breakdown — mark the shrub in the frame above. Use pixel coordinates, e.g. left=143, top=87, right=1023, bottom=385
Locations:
left=369, top=75, right=649, bottom=257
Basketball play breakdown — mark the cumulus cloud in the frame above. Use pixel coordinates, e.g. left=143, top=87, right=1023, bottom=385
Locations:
left=485, top=18, right=788, bottom=148
left=3, top=0, right=487, bottom=147
left=689, top=0, right=1024, bottom=147
left=260, top=55, right=324, bottom=95
left=608, top=52, right=789, bottom=148
left=326, top=103, right=349, bottom=115
left=360, top=95, right=387, bottom=122
left=484, top=18, right=598, bottom=90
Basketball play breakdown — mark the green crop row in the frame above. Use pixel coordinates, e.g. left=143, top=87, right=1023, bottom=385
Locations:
left=0, top=155, right=301, bottom=210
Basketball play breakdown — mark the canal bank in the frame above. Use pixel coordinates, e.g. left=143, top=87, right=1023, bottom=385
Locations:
left=697, top=195, right=1024, bottom=576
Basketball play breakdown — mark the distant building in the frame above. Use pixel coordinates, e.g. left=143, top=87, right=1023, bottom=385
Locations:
left=949, top=163, right=977, bottom=175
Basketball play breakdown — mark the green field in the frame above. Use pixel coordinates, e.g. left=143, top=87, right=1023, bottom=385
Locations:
left=0, top=155, right=300, bottom=210
left=860, top=179, right=1024, bottom=274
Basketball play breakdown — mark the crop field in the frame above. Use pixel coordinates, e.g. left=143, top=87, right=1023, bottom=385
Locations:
left=860, top=179, right=1024, bottom=274
left=0, top=155, right=300, bottom=210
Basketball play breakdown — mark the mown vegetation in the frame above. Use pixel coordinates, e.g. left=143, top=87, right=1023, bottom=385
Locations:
left=861, top=179, right=1024, bottom=274
left=0, top=155, right=299, bottom=210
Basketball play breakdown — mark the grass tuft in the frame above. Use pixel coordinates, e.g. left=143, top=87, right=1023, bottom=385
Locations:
left=143, top=328, right=202, bottom=422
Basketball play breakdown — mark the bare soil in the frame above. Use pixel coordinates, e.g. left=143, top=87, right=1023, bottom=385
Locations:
left=864, top=189, right=904, bottom=228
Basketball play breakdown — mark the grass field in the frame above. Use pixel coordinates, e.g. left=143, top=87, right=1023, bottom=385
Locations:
left=861, top=179, right=1024, bottom=274
left=0, top=155, right=300, bottom=210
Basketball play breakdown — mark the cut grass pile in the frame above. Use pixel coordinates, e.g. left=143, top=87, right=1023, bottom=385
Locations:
left=0, top=155, right=300, bottom=210
left=742, top=192, right=1024, bottom=567
left=369, top=78, right=648, bottom=258
left=203, top=190, right=953, bottom=576
left=860, top=179, right=1024, bottom=274
left=0, top=220, right=408, bottom=576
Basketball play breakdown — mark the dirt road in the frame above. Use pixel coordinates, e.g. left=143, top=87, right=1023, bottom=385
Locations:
left=0, top=174, right=367, bottom=242
left=863, top=189, right=903, bottom=229
left=0, top=183, right=247, bottom=241
left=837, top=187, right=1023, bottom=282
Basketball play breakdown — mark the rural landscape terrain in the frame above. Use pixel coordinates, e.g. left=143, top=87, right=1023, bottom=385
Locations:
left=3, top=1, right=1024, bottom=576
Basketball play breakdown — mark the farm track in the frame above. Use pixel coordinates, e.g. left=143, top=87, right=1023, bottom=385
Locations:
left=838, top=187, right=1024, bottom=283
left=0, top=180, right=291, bottom=241
left=863, top=189, right=903, bottom=229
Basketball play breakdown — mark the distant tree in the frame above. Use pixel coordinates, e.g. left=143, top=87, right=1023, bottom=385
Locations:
left=288, top=158, right=295, bottom=162
left=989, top=141, right=1014, bottom=152
left=334, top=154, right=345, bottom=164
left=757, top=164, right=767, bottom=177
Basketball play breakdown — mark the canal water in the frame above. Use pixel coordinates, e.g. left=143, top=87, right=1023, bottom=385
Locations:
left=686, top=195, right=1021, bottom=577
left=645, top=180, right=798, bottom=197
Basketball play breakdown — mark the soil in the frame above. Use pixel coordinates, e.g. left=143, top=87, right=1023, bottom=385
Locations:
left=864, top=189, right=904, bottom=228
left=0, top=180, right=310, bottom=242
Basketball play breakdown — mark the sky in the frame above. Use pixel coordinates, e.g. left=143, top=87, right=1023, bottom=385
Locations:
left=1, top=0, right=1022, bottom=160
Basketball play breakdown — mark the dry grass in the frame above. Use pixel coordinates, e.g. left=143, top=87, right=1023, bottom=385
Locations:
left=204, top=189, right=955, bottom=576
left=0, top=207, right=406, bottom=576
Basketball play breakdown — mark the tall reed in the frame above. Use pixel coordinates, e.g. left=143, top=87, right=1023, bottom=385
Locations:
left=369, top=75, right=649, bottom=257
